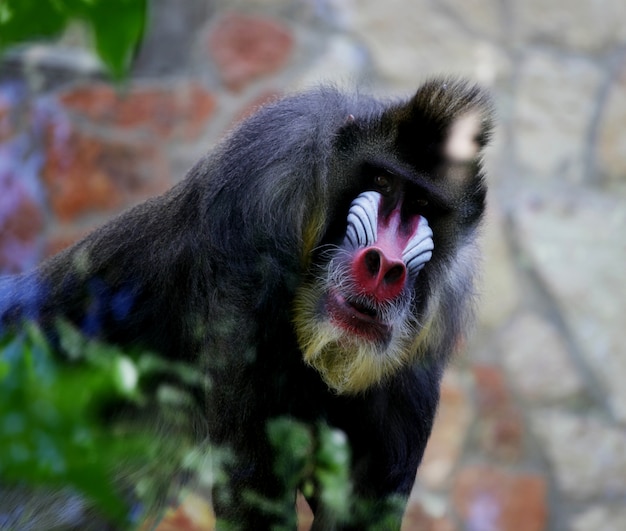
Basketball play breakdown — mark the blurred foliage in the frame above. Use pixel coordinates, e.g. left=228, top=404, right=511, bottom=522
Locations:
left=0, top=0, right=147, bottom=78
left=0, top=321, right=205, bottom=527
left=267, top=418, right=406, bottom=530
left=0, top=2, right=395, bottom=527
left=237, top=417, right=352, bottom=530
left=0, top=322, right=399, bottom=528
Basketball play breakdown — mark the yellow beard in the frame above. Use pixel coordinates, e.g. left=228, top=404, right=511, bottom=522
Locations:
left=292, top=285, right=433, bottom=395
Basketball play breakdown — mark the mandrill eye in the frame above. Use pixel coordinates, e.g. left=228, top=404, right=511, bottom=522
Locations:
left=373, top=175, right=393, bottom=194
left=406, top=196, right=431, bottom=214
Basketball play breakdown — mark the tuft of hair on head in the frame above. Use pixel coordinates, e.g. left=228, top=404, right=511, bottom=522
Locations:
left=444, top=110, right=484, bottom=163
left=397, top=77, right=495, bottom=163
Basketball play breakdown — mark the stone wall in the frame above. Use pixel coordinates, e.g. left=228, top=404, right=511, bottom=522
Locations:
left=1, top=1, right=625, bottom=529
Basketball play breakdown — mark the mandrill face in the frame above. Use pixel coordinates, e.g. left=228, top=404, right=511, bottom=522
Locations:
left=293, top=81, right=491, bottom=395
left=294, top=185, right=437, bottom=394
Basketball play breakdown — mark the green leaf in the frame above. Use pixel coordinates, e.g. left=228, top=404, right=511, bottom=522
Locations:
left=267, top=417, right=313, bottom=487
left=86, top=0, right=147, bottom=79
left=0, top=0, right=148, bottom=79
left=0, top=324, right=183, bottom=525
left=0, top=0, right=67, bottom=48
left=315, top=425, right=351, bottom=520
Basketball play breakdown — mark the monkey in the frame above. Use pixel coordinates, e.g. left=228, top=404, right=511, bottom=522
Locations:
left=0, top=78, right=493, bottom=529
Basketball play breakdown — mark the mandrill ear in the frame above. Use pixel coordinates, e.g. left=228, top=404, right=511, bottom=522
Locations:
left=392, top=78, right=494, bottom=169
left=444, top=111, right=486, bottom=163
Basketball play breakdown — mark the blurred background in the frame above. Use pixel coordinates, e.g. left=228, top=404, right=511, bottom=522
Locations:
left=1, top=0, right=625, bottom=529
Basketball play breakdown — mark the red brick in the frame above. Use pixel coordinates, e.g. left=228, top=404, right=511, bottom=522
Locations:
left=43, top=128, right=170, bottom=222
left=175, top=83, right=218, bottom=139
left=0, top=96, right=12, bottom=142
left=473, top=364, right=509, bottom=415
left=59, top=82, right=217, bottom=140
left=1, top=194, right=42, bottom=243
left=452, top=465, right=547, bottom=531
left=419, top=369, right=473, bottom=489
left=208, top=12, right=294, bottom=91
left=481, top=410, right=524, bottom=461
left=150, top=493, right=214, bottom=531
left=58, top=84, right=118, bottom=122
left=403, top=503, right=457, bottom=531
left=472, top=364, right=524, bottom=461
left=0, top=183, right=45, bottom=272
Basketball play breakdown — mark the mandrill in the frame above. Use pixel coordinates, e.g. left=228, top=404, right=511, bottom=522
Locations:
left=0, top=78, right=493, bottom=529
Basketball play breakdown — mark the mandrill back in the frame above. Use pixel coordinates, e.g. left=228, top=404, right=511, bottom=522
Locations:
left=0, top=79, right=493, bottom=529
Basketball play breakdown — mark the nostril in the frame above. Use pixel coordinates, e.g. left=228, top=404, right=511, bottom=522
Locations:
left=364, top=249, right=381, bottom=276
left=351, top=247, right=407, bottom=302
left=384, top=264, right=405, bottom=285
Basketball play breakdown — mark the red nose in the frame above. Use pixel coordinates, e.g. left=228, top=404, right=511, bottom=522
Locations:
left=351, top=246, right=407, bottom=302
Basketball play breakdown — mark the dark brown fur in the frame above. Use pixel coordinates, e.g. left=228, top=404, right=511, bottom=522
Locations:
left=0, top=79, right=493, bottom=529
